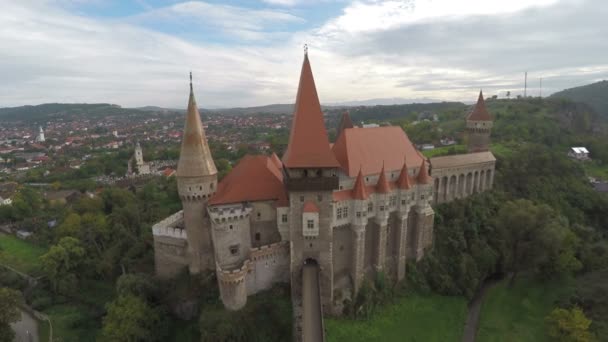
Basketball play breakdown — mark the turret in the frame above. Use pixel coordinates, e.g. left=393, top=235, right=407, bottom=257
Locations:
left=177, top=73, right=218, bottom=274
left=337, top=111, right=354, bottom=139
left=466, top=91, right=493, bottom=153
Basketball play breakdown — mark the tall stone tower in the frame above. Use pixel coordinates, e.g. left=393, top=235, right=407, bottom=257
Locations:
left=36, top=126, right=45, bottom=142
left=283, top=50, right=340, bottom=310
left=466, top=91, right=493, bottom=153
left=177, top=73, right=218, bottom=274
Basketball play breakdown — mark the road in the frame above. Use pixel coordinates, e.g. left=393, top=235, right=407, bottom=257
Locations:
left=11, top=309, right=39, bottom=342
left=302, top=263, right=324, bottom=342
left=461, top=278, right=500, bottom=342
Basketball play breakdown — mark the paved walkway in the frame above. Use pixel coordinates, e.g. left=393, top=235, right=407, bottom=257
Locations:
left=11, top=309, right=39, bottom=342
left=302, top=264, right=324, bottom=342
left=461, top=279, right=500, bottom=342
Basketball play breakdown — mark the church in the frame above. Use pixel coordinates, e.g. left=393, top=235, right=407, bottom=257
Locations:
left=152, top=51, right=495, bottom=314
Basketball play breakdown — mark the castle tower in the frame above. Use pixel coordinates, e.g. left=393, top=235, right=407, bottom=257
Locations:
left=466, top=91, right=493, bottom=153
left=177, top=73, right=218, bottom=274
left=411, top=159, right=434, bottom=260
left=284, top=49, right=340, bottom=310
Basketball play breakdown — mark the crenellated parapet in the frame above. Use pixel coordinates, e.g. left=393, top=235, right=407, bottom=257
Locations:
left=152, top=210, right=187, bottom=239
left=216, top=261, right=250, bottom=310
left=209, top=204, right=252, bottom=224
left=250, top=241, right=289, bottom=261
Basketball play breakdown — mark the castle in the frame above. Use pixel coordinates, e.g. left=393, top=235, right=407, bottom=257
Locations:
left=152, top=52, right=496, bottom=313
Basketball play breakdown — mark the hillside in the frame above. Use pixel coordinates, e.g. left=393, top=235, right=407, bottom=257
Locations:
left=550, top=80, right=608, bottom=117
left=0, top=103, right=165, bottom=122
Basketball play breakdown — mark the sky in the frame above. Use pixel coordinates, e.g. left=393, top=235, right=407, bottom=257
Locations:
left=1, top=0, right=607, bottom=108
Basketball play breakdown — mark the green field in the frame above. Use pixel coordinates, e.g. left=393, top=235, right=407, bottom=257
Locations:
left=476, top=277, right=573, bottom=342
left=583, top=160, right=608, bottom=180
left=0, top=233, right=46, bottom=275
left=43, top=304, right=101, bottom=342
left=325, top=293, right=467, bottom=342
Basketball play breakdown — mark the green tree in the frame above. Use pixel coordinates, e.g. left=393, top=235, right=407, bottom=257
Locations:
left=0, top=287, right=21, bottom=342
left=40, top=237, right=85, bottom=293
left=101, top=295, right=166, bottom=342
left=546, top=307, right=594, bottom=342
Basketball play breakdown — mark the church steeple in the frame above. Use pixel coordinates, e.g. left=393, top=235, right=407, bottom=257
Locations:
left=177, top=73, right=217, bottom=178
left=282, top=50, right=339, bottom=168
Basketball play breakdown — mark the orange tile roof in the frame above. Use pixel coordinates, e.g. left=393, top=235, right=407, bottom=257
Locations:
left=352, top=168, right=369, bottom=200
left=332, top=126, right=424, bottom=177
left=376, top=163, right=391, bottom=193
left=396, top=157, right=413, bottom=189
left=337, top=111, right=354, bottom=138
left=417, top=159, right=432, bottom=184
left=467, top=91, right=492, bottom=121
left=209, top=155, right=287, bottom=206
left=282, top=53, right=340, bottom=168
left=303, top=201, right=319, bottom=213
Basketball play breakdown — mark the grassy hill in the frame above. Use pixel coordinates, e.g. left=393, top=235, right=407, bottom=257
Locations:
left=0, top=103, right=163, bottom=121
left=550, top=80, right=608, bottom=118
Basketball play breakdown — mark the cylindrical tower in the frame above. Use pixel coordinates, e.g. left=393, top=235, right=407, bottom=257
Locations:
left=466, top=91, right=493, bottom=153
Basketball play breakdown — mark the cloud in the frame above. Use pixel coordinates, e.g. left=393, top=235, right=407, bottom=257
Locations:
left=1, top=0, right=608, bottom=108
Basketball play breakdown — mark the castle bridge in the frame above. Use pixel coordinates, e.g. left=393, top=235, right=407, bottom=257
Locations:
left=302, top=259, right=325, bottom=342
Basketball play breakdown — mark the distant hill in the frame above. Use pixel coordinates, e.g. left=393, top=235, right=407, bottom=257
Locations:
left=326, top=97, right=441, bottom=107
left=550, top=80, right=608, bottom=117
left=0, top=103, right=163, bottom=122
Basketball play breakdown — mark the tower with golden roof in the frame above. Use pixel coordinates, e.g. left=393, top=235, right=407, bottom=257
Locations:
left=177, top=73, right=218, bottom=274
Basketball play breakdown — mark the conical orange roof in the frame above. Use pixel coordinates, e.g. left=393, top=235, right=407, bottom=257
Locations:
left=376, top=163, right=391, bottom=193
left=417, top=159, right=432, bottom=185
left=282, top=52, right=340, bottom=168
left=467, top=91, right=492, bottom=121
left=176, top=76, right=217, bottom=177
left=397, top=156, right=413, bottom=189
left=352, top=168, right=369, bottom=200
left=337, top=110, right=354, bottom=138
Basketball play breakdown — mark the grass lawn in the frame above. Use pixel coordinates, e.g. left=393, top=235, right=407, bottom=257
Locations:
left=43, top=304, right=101, bottom=342
left=422, top=144, right=467, bottom=158
left=0, top=234, right=46, bottom=275
left=582, top=160, right=608, bottom=180
left=325, top=293, right=467, bottom=342
left=476, top=277, right=573, bottom=342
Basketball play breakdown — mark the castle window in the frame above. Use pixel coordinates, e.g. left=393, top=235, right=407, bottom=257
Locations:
left=401, top=199, right=406, bottom=205
left=255, top=232, right=260, bottom=241
left=257, top=212, right=261, bottom=219
left=199, top=186, right=202, bottom=190
left=189, top=187, right=192, bottom=191
left=300, top=195, right=304, bottom=202
left=380, top=205, right=385, bottom=212
left=336, top=207, right=343, bottom=219
left=356, top=211, right=361, bottom=218
left=309, top=243, right=313, bottom=248
left=421, top=195, right=425, bottom=200
left=389, top=196, right=396, bottom=207
left=229, top=245, right=239, bottom=255
left=229, top=225, right=233, bottom=230
left=343, top=207, right=348, bottom=218
left=210, top=183, right=214, bottom=190
left=317, top=195, right=322, bottom=202
left=307, top=220, right=314, bottom=229
left=368, top=202, right=373, bottom=212
left=281, top=214, right=288, bottom=223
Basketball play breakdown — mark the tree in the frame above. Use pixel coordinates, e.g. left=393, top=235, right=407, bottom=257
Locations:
left=101, top=295, right=166, bottom=342
left=506, top=91, right=511, bottom=99
left=0, top=287, right=21, bottom=342
left=546, top=307, right=594, bottom=342
left=40, top=237, right=85, bottom=293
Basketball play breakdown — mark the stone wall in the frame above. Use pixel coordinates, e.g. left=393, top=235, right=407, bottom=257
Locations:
left=246, top=241, right=290, bottom=295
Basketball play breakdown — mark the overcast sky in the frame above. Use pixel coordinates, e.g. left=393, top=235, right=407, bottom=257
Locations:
left=1, top=0, right=607, bottom=108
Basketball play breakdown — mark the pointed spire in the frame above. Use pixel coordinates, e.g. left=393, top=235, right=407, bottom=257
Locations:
left=397, top=155, right=413, bottom=189
left=337, top=110, right=354, bottom=138
left=282, top=51, right=340, bottom=168
left=352, top=167, right=369, bottom=200
left=177, top=73, right=217, bottom=178
left=467, top=90, right=492, bottom=121
left=417, top=159, right=432, bottom=185
left=376, top=162, right=391, bottom=193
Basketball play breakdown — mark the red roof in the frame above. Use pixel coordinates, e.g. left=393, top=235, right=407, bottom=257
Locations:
left=352, top=169, right=369, bottom=200
left=282, top=54, right=340, bottom=168
left=332, top=126, right=423, bottom=177
left=376, top=163, right=391, bottom=193
left=303, top=201, right=319, bottom=213
left=467, top=91, right=492, bottom=121
left=337, top=111, right=354, bottom=137
left=209, top=155, right=287, bottom=206
left=396, top=157, right=413, bottom=189
left=417, top=159, right=432, bottom=184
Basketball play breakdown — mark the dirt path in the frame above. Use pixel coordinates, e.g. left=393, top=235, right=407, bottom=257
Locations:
left=461, top=279, right=501, bottom=342
left=11, top=309, right=40, bottom=342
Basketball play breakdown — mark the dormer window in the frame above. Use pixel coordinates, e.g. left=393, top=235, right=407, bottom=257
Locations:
left=307, top=220, right=314, bottom=229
